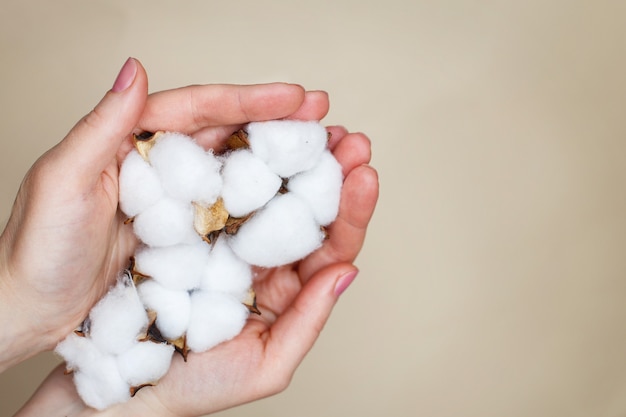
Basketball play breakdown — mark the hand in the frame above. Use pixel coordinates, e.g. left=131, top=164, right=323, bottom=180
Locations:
left=0, top=58, right=333, bottom=371
left=7, top=58, right=379, bottom=417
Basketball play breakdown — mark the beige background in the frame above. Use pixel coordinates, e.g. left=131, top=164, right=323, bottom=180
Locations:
left=2, top=0, right=626, bottom=416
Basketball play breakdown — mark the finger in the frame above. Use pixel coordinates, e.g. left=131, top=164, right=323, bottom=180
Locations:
left=285, top=90, right=330, bottom=121
left=137, top=83, right=306, bottom=133
left=53, top=58, right=148, bottom=181
left=326, top=125, right=349, bottom=150
left=265, top=263, right=358, bottom=381
left=332, top=132, right=372, bottom=177
left=299, top=165, right=379, bottom=281
left=189, top=90, right=332, bottom=151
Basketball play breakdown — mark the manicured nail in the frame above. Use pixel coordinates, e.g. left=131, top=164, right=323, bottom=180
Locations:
left=112, top=58, right=137, bottom=93
left=334, top=270, right=358, bottom=297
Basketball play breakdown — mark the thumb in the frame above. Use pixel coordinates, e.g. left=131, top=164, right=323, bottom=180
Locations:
left=55, top=58, right=148, bottom=178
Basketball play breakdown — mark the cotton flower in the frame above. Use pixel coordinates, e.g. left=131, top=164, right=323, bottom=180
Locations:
left=247, top=120, right=328, bottom=177
left=59, top=120, right=345, bottom=410
left=137, top=280, right=192, bottom=340
left=88, top=276, right=149, bottom=356
left=116, top=341, right=174, bottom=387
left=132, top=198, right=199, bottom=247
left=200, top=236, right=252, bottom=300
left=134, top=241, right=209, bottom=291
left=186, top=291, right=250, bottom=352
left=227, top=193, right=325, bottom=267
left=220, top=149, right=282, bottom=217
left=118, top=150, right=164, bottom=218
left=73, top=357, right=130, bottom=411
left=287, top=150, right=343, bottom=226
left=148, top=132, right=223, bottom=205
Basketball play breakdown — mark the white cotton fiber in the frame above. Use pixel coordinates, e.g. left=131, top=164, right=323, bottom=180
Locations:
left=73, top=356, right=130, bottom=410
left=247, top=120, right=328, bottom=178
left=220, top=149, right=282, bottom=217
left=149, top=132, right=223, bottom=205
left=119, top=150, right=165, bottom=217
left=132, top=198, right=198, bottom=247
left=200, top=237, right=252, bottom=300
left=186, top=291, right=249, bottom=352
left=55, top=333, right=104, bottom=374
left=88, top=277, right=149, bottom=355
left=134, top=241, right=208, bottom=291
left=227, top=193, right=325, bottom=267
left=116, top=341, right=174, bottom=387
left=137, top=280, right=192, bottom=340
left=287, top=150, right=343, bottom=226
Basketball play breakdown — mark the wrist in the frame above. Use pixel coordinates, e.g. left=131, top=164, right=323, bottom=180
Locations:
left=0, top=255, right=51, bottom=372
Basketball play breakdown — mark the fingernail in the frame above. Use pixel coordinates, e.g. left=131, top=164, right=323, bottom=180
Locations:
left=112, top=58, right=137, bottom=93
left=334, top=270, right=358, bottom=297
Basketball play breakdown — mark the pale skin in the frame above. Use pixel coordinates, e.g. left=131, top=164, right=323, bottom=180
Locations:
left=0, top=58, right=379, bottom=417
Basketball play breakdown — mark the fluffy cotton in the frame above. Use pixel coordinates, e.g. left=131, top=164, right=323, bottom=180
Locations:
left=132, top=198, right=199, bottom=247
left=148, top=132, right=223, bottom=205
left=134, top=241, right=209, bottom=291
left=200, top=237, right=252, bottom=300
left=116, top=341, right=174, bottom=387
left=220, top=149, right=282, bottom=217
left=118, top=150, right=165, bottom=217
left=55, top=333, right=104, bottom=374
left=247, top=120, right=328, bottom=177
left=227, top=193, right=325, bottom=267
left=137, top=280, right=192, bottom=340
left=186, top=291, right=249, bottom=352
left=88, top=276, right=149, bottom=355
left=287, top=150, right=343, bottom=225
left=73, top=357, right=130, bottom=411
left=60, top=121, right=347, bottom=410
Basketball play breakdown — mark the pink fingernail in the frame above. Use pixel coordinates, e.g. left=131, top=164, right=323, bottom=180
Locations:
left=112, top=58, right=137, bottom=93
left=334, top=270, right=358, bottom=297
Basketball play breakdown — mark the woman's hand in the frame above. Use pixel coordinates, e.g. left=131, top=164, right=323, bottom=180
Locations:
left=0, top=58, right=331, bottom=371
left=4, top=58, right=379, bottom=417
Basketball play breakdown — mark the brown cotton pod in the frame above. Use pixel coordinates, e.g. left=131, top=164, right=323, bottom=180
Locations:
left=128, top=257, right=151, bottom=286
left=193, top=199, right=230, bottom=243
left=73, top=317, right=91, bottom=338
left=133, top=131, right=164, bottom=162
left=170, top=335, right=190, bottom=362
left=242, top=288, right=261, bottom=315
left=225, top=129, right=250, bottom=151
left=224, top=212, right=254, bottom=236
left=130, top=383, right=155, bottom=397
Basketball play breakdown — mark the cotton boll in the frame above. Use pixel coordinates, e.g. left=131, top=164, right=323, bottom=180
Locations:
left=116, top=341, right=174, bottom=387
left=73, top=356, right=130, bottom=410
left=55, top=333, right=104, bottom=374
left=287, top=150, right=343, bottom=225
left=221, top=149, right=282, bottom=217
left=137, top=280, right=192, bottom=340
left=247, top=120, right=328, bottom=177
left=133, top=198, right=198, bottom=247
left=200, top=237, right=252, bottom=300
left=134, top=241, right=209, bottom=291
left=186, top=291, right=249, bottom=352
left=228, top=193, right=325, bottom=267
left=118, top=150, right=165, bottom=218
left=89, top=277, right=149, bottom=355
left=149, top=132, right=223, bottom=205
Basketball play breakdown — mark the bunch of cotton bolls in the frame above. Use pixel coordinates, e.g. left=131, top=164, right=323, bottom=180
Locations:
left=54, top=120, right=343, bottom=410
left=55, top=273, right=174, bottom=410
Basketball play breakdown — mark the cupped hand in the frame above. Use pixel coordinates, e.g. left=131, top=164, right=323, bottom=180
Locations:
left=17, top=126, right=378, bottom=417
left=6, top=58, right=379, bottom=417
left=0, top=58, right=332, bottom=371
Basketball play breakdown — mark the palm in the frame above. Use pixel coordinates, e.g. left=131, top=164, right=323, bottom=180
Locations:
left=8, top=76, right=378, bottom=417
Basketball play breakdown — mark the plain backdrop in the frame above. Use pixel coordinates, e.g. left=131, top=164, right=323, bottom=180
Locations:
left=2, top=1, right=626, bottom=416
